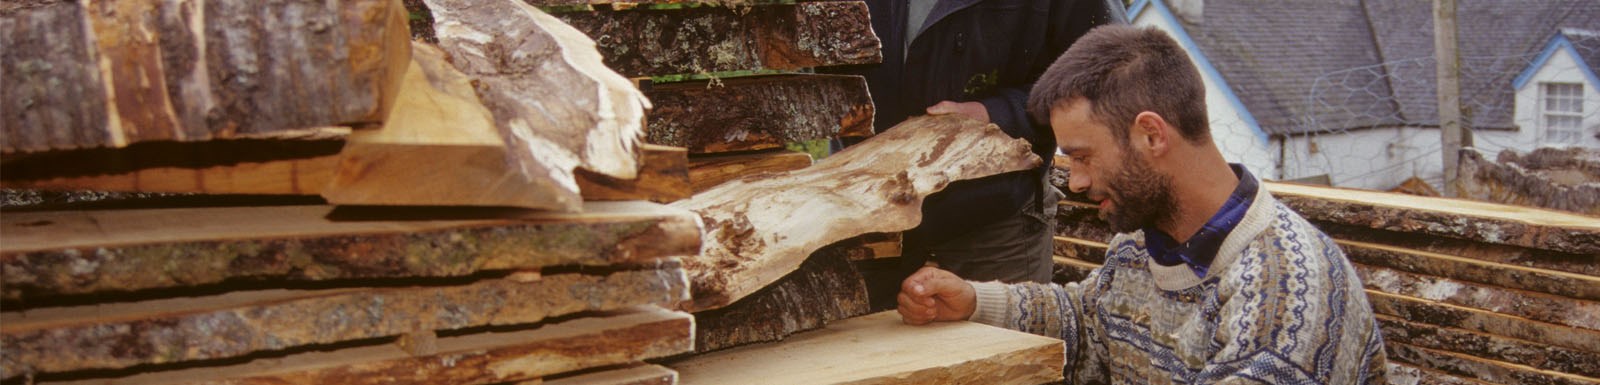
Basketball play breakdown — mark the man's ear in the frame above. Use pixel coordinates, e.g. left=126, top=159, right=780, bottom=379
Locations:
left=1131, top=111, right=1171, bottom=156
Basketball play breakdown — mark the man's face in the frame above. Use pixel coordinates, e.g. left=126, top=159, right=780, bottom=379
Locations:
left=1051, top=100, right=1177, bottom=233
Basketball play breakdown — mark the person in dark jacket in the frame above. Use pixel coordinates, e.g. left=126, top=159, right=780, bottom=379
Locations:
left=831, top=0, right=1126, bottom=306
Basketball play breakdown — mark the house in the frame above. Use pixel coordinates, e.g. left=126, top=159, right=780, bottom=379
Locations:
left=1127, top=0, right=1600, bottom=191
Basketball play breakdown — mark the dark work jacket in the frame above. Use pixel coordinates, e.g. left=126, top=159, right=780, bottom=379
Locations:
left=829, top=0, right=1125, bottom=250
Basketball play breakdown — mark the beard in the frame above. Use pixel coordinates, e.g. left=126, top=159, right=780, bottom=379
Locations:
left=1100, top=151, right=1178, bottom=233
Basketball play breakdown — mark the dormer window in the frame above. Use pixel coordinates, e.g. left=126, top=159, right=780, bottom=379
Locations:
left=1541, top=82, right=1584, bottom=145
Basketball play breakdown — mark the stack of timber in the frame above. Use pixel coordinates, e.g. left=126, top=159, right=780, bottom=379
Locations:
left=1047, top=170, right=1600, bottom=385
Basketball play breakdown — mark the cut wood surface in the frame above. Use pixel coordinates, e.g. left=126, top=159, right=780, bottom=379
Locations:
left=1266, top=182, right=1600, bottom=255
left=1340, top=239, right=1600, bottom=301
left=425, top=0, right=648, bottom=210
left=1355, top=263, right=1600, bottom=331
left=645, top=74, right=873, bottom=154
left=1, top=0, right=409, bottom=153
left=689, top=150, right=814, bottom=193
left=41, top=306, right=693, bottom=385
left=550, top=2, right=880, bottom=77
left=1, top=201, right=700, bottom=301
left=692, top=244, right=869, bottom=353
left=1387, top=362, right=1497, bottom=385
left=1378, top=315, right=1600, bottom=378
left=1385, top=342, right=1599, bottom=385
left=1, top=268, right=688, bottom=377
left=1, top=144, right=689, bottom=203
left=672, top=311, right=1063, bottom=385
left=538, top=364, right=676, bottom=385
left=671, top=115, right=1039, bottom=311
left=1318, top=222, right=1600, bottom=278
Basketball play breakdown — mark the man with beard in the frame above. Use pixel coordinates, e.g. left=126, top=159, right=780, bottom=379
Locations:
left=895, top=25, right=1388, bottom=383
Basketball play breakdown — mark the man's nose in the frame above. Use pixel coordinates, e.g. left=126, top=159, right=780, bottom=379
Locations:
left=1067, top=170, right=1089, bottom=193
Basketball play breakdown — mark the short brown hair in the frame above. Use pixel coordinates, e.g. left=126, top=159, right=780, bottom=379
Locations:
left=1027, top=25, right=1210, bottom=145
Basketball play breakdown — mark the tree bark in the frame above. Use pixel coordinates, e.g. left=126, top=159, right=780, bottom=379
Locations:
left=1366, top=290, right=1600, bottom=354
left=1340, top=239, right=1600, bottom=302
left=0, top=0, right=410, bottom=153
left=2, top=268, right=688, bottom=377
left=1378, top=315, right=1600, bottom=378
left=1385, top=342, right=1594, bottom=385
left=1, top=201, right=700, bottom=301
left=692, top=244, right=869, bottom=353
left=1355, top=263, right=1599, bottom=332
left=671, top=115, right=1040, bottom=311
left=645, top=74, right=873, bottom=154
left=537, top=364, right=677, bottom=385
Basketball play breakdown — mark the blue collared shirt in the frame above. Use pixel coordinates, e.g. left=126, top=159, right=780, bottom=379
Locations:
left=1143, top=164, right=1258, bottom=279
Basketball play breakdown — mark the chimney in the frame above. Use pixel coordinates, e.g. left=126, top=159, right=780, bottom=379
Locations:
left=1168, top=0, right=1203, bottom=24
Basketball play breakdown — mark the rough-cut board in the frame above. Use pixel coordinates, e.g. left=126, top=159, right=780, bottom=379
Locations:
left=0, top=0, right=409, bottom=153
left=1265, top=182, right=1600, bottom=256
left=0, top=201, right=700, bottom=301
left=671, top=115, right=1040, bottom=311
left=1340, top=239, right=1600, bottom=302
left=1355, top=263, right=1600, bottom=332
left=424, top=0, right=649, bottom=208
left=689, top=150, right=814, bottom=193
left=0, top=143, right=689, bottom=203
left=646, top=75, right=873, bottom=154
left=38, top=306, right=693, bottom=385
left=1378, top=315, right=1600, bottom=378
left=672, top=311, right=1063, bottom=385
left=1, top=268, right=688, bottom=377
left=1054, top=200, right=1115, bottom=243
left=538, top=364, right=676, bottom=385
left=548, top=2, right=880, bottom=78
left=1317, top=222, right=1600, bottom=278
left=692, top=244, right=869, bottom=353
left=1387, top=362, right=1498, bottom=385
left=1385, top=342, right=1598, bottom=385
left=322, top=42, right=580, bottom=209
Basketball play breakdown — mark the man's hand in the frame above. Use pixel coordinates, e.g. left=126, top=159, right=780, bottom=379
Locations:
left=926, top=101, right=990, bottom=123
left=897, top=266, right=978, bottom=325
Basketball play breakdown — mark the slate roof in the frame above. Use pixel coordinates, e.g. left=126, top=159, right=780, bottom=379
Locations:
left=1560, top=28, right=1600, bottom=78
left=1171, top=0, right=1600, bottom=135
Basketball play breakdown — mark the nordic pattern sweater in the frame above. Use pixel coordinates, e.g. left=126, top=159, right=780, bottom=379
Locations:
left=969, top=182, right=1388, bottom=384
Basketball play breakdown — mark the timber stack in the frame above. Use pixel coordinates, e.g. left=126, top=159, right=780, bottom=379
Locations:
left=1048, top=161, right=1600, bottom=385
left=2, top=0, right=700, bottom=383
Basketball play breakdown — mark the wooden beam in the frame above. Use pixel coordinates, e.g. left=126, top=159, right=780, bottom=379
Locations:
left=672, top=311, right=1063, bottom=385
left=1265, top=181, right=1600, bottom=256
left=537, top=364, right=676, bottom=385
left=689, top=150, right=813, bottom=193
left=646, top=75, right=873, bottom=154
left=1378, top=315, right=1600, bottom=378
left=1054, top=200, right=1114, bottom=244
left=1052, top=236, right=1108, bottom=265
left=1340, top=239, right=1600, bottom=301
left=0, top=201, right=700, bottom=301
left=1, top=269, right=687, bottom=377
left=578, top=144, right=692, bottom=203
left=1, top=0, right=409, bottom=153
left=1387, top=362, right=1498, bottom=385
left=544, top=2, right=880, bottom=77
left=1317, top=221, right=1600, bottom=278
left=1355, top=263, right=1599, bottom=332
left=424, top=0, right=649, bottom=209
left=671, top=115, right=1040, bottom=311
left=39, top=306, right=693, bottom=385
left=692, top=244, right=869, bottom=353
left=1386, top=342, right=1598, bottom=385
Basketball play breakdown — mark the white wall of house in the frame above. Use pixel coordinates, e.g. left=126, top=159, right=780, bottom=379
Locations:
left=1278, top=127, right=1443, bottom=191
left=1131, top=0, right=1277, bottom=180
left=1488, top=47, right=1600, bottom=153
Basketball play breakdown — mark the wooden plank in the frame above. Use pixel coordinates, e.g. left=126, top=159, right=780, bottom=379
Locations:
left=1052, top=236, right=1108, bottom=265
left=689, top=150, right=814, bottom=193
left=671, top=115, right=1040, bottom=311
left=0, top=0, right=409, bottom=153
left=692, top=244, right=869, bottom=353
left=1356, top=263, right=1600, bottom=332
left=1386, top=362, right=1497, bottom=385
left=545, top=2, right=880, bottom=77
left=538, top=364, right=676, bottom=385
left=578, top=144, right=692, bottom=203
left=673, top=311, right=1063, bottom=385
left=1265, top=181, right=1600, bottom=255
left=0, top=201, right=701, bottom=301
left=1378, top=315, right=1600, bottom=378
left=1340, top=239, right=1600, bottom=301
left=646, top=74, right=873, bottom=154
left=41, top=306, right=693, bottom=385
left=1317, top=222, right=1600, bottom=278
left=1385, top=342, right=1600, bottom=385
left=1366, top=291, right=1600, bottom=354
left=1, top=268, right=688, bottom=377
left=425, top=0, right=649, bottom=209
left=838, top=232, right=903, bottom=261
left=1054, top=200, right=1115, bottom=244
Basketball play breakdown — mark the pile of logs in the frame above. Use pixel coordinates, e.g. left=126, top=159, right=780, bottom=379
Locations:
left=1048, top=162, right=1600, bottom=385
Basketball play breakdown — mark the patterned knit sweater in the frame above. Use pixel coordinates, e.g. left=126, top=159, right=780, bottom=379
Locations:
left=970, top=182, right=1388, bottom=384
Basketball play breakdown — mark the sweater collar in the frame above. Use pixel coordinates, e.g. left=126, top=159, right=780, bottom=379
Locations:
left=1146, top=164, right=1271, bottom=291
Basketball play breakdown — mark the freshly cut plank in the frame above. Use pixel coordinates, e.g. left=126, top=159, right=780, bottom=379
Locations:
left=1355, top=263, right=1600, bottom=331
left=41, top=306, right=693, bottom=385
left=646, top=75, right=872, bottom=154
left=1, top=0, right=409, bottom=153
left=425, top=0, right=649, bottom=211
left=672, top=115, right=1040, bottom=311
left=1, top=269, right=688, bottom=377
left=673, top=311, right=1063, bottom=385
left=1378, top=315, right=1600, bottom=378
left=1266, top=182, right=1600, bottom=255
left=689, top=150, right=813, bottom=193
left=578, top=144, right=691, bottom=203
left=538, top=364, right=676, bottom=385
left=1385, top=342, right=1598, bottom=385
left=692, top=244, right=869, bottom=353
left=1, top=201, right=700, bottom=301
left=549, top=2, right=880, bottom=77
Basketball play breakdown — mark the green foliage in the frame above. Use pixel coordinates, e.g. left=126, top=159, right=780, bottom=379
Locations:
left=786, top=139, right=832, bottom=161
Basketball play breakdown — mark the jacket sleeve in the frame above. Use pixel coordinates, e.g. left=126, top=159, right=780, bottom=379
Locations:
left=979, top=0, right=1127, bottom=143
